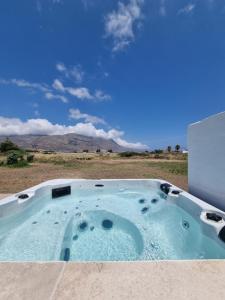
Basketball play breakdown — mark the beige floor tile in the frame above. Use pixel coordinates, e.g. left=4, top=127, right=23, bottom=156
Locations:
left=0, top=262, right=64, bottom=300
left=53, top=261, right=225, bottom=300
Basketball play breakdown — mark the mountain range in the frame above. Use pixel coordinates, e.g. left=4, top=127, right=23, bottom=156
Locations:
left=0, top=134, right=131, bottom=153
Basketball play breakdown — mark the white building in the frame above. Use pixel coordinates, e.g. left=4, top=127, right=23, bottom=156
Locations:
left=188, top=111, right=225, bottom=211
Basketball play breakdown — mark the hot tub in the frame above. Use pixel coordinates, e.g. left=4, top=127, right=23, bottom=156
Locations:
left=0, top=179, right=225, bottom=261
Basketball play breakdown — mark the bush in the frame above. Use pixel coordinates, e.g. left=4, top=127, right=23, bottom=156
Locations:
left=27, top=154, right=34, bottom=162
left=0, top=138, right=19, bottom=153
left=5, top=150, right=30, bottom=167
left=7, top=149, right=26, bottom=156
left=119, top=152, right=136, bottom=157
left=8, top=160, right=29, bottom=168
left=7, top=152, right=19, bottom=165
left=175, top=144, right=181, bottom=152
left=119, top=151, right=148, bottom=158
left=153, top=149, right=164, bottom=154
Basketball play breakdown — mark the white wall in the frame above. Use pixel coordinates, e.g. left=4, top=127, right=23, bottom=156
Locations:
left=188, top=111, right=225, bottom=211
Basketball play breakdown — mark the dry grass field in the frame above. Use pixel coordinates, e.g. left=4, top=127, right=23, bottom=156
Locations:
left=0, top=152, right=188, bottom=193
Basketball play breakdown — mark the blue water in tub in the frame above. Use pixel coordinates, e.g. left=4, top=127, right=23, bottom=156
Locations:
left=0, top=185, right=224, bottom=261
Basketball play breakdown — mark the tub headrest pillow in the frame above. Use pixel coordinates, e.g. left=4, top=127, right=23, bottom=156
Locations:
left=219, top=226, right=225, bottom=243
left=160, top=183, right=172, bottom=195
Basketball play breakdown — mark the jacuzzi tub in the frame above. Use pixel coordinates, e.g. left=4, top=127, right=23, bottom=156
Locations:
left=0, top=179, right=225, bottom=261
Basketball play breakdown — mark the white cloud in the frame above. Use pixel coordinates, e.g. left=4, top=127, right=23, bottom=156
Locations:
left=94, top=90, right=111, bottom=101
left=56, top=62, right=67, bottom=73
left=0, top=76, right=111, bottom=103
left=45, top=92, right=68, bottom=103
left=159, top=0, right=166, bottom=17
left=0, top=78, right=49, bottom=93
left=0, top=78, right=70, bottom=103
left=178, top=3, right=195, bottom=15
left=0, top=116, right=147, bottom=150
left=52, top=79, right=111, bottom=101
left=0, top=59, right=111, bottom=104
left=67, top=87, right=93, bottom=100
left=32, top=102, right=39, bottom=109
left=69, top=108, right=106, bottom=125
left=105, top=0, right=144, bottom=52
left=56, top=62, right=84, bottom=83
left=36, top=0, right=42, bottom=13
left=52, top=0, right=62, bottom=4
left=0, top=78, right=72, bottom=103
left=52, top=79, right=65, bottom=92
left=34, top=110, right=40, bottom=117
left=81, top=0, right=95, bottom=9
left=31, top=102, right=40, bottom=116
left=114, top=137, right=147, bottom=150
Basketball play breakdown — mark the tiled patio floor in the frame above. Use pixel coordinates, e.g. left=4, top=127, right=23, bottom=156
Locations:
left=0, top=261, right=225, bottom=300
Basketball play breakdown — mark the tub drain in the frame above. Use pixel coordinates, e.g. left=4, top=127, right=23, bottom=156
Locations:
left=141, top=207, right=149, bottom=214
left=102, top=219, right=113, bottom=230
left=151, top=198, right=158, bottom=204
left=182, top=220, right=190, bottom=229
left=78, top=221, right=88, bottom=232
left=73, top=234, right=78, bottom=241
left=139, top=199, right=146, bottom=204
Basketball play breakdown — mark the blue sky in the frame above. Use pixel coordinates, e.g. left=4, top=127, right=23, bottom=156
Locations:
left=0, top=0, right=225, bottom=149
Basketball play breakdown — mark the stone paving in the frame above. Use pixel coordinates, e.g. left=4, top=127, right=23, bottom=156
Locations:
left=0, top=261, right=225, bottom=300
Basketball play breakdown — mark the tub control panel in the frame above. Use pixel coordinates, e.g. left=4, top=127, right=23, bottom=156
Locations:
left=52, top=186, right=71, bottom=199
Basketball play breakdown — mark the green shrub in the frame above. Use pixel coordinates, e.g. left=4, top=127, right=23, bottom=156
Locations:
left=119, top=152, right=134, bottom=157
left=7, top=149, right=26, bottom=156
left=8, top=160, right=29, bottom=168
left=119, top=151, right=148, bottom=158
left=27, top=154, right=34, bottom=162
left=6, top=150, right=29, bottom=167
left=0, top=138, right=19, bottom=153
left=7, top=152, right=19, bottom=165
left=175, top=144, right=181, bottom=152
left=153, top=149, right=164, bottom=154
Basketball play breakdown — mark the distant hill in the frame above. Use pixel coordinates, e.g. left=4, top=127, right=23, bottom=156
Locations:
left=0, top=134, right=131, bottom=153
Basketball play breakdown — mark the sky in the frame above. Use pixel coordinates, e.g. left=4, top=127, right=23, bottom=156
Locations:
left=0, top=0, right=225, bottom=150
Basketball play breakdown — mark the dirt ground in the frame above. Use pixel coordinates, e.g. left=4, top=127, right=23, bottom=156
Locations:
left=0, top=159, right=188, bottom=193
